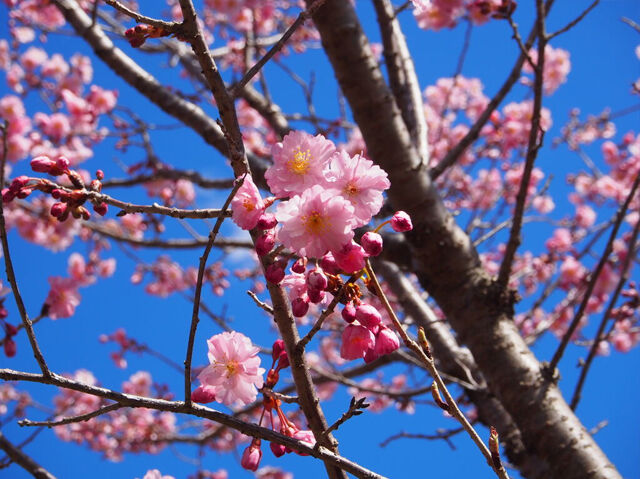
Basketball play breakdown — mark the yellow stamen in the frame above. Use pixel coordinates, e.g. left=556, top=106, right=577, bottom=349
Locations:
left=302, top=211, right=329, bottom=235
left=287, top=148, right=312, bottom=175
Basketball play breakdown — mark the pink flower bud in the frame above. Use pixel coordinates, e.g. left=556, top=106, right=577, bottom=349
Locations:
left=50, top=202, right=67, bottom=218
left=2, top=188, right=15, bottom=204
left=93, top=202, right=108, bottom=216
left=307, top=288, right=325, bottom=304
left=9, top=176, right=30, bottom=192
left=95, top=169, right=104, bottom=180
left=30, top=155, right=56, bottom=173
left=191, top=385, right=217, bottom=404
left=240, top=441, right=262, bottom=471
left=257, top=213, right=277, bottom=229
left=51, top=189, right=63, bottom=199
left=334, top=242, right=367, bottom=274
left=270, top=441, right=287, bottom=458
left=361, top=231, right=383, bottom=256
left=291, top=257, right=307, bottom=274
left=320, top=252, right=340, bottom=274
left=256, top=232, right=275, bottom=256
left=363, top=347, right=379, bottom=364
left=265, top=263, right=285, bottom=284
left=355, top=304, right=382, bottom=329
left=340, top=324, right=375, bottom=360
left=271, top=339, right=286, bottom=362
left=276, top=351, right=290, bottom=370
left=306, top=269, right=328, bottom=291
left=341, top=303, right=357, bottom=323
left=291, top=429, right=316, bottom=455
left=391, top=211, right=413, bottom=232
left=291, top=297, right=309, bottom=318
left=374, top=327, right=400, bottom=356
left=4, top=337, right=16, bottom=357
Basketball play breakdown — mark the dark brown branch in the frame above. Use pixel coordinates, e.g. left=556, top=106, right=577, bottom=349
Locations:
left=0, top=431, right=57, bottom=479
left=103, top=0, right=182, bottom=31
left=548, top=171, right=640, bottom=373
left=0, top=123, right=50, bottom=377
left=0, top=368, right=386, bottom=479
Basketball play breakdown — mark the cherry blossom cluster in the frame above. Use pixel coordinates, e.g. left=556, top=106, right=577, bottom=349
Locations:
left=53, top=370, right=176, bottom=461
left=556, top=108, right=616, bottom=150
left=521, top=45, right=571, bottom=95
left=99, top=328, right=160, bottom=369
left=132, top=256, right=229, bottom=297
left=0, top=47, right=117, bottom=164
left=411, top=0, right=516, bottom=31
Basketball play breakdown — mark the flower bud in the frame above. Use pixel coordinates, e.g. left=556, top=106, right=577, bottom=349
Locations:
left=257, top=212, right=277, bottom=229
left=30, top=155, right=56, bottom=173
left=340, top=324, right=375, bottom=360
left=306, top=269, right=328, bottom=291
left=2, top=188, right=15, bottom=203
left=4, top=323, right=17, bottom=335
left=191, top=385, right=216, bottom=404
left=4, top=337, right=16, bottom=357
left=50, top=202, right=67, bottom=218
left=307, top=288, right=325, bottom=304
left=374, top=327, right=400, bottom=356
left=265, top=263, right=285, bottom=284
left=240, top=440, right=262, bottom=471
left=320, top=252, right=340, bottom=274
left=391, top=211, right=413, bottom=232
left=334, top=242, right=367, bottom=274
left=93, top=202, right=108, bottom=216
left=341, top=303, right=357, bottom=323
left=291, top=297, right=309, bottom=318
left=276, top=350, right=290, bottom=370
left=271, top=339, right=286, bottom=362
left=291, top=257, right=307, bottom=274
left=355, top=304, right=382, bottom=329
left=255, top=232, right=275, bottom=256
left=270, top=441, right=287, bottom=458
left=361, top=231, right=383, bottom=256
left=95, top=169, right=104, bottom=180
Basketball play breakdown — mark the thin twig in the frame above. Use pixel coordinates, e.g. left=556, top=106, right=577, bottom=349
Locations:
left=247, top=290, right=274, bottom=315
left=19, top=403, right=122, bottom=427
left=231, top=0, right=328, bottom=96
left=547, top=0, right=600, bottom=40
left=364, top=260, right=509, bottom=479
left=184, top=177, right=245, bottom=404
left=569, top=205, right=640, bottom=409
left=0, top=122, right=50, bottom=377
left=548, top=172, right=640, bottom=373
left=622, top=17, right=640, bottom=34
left=103, top=0, right=182, bottom=31
left=497, top=0, right=548, bottom=289
left=380, top=426, right=465, bottom=449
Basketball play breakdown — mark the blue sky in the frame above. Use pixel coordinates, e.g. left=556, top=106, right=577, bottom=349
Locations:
left=1, top=1, right=640, bottom=478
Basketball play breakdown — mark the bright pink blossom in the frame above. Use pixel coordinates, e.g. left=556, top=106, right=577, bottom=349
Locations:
left=333, top=241, right=368, bottom=274
left=197, top=331, right=265, bottom=406
left=276, top=185, right=355, bottom=258
left=241, top=440, right=262, bottom=471
left=45, top=276, right=81, bottom=319
left=325, top=151, right=390, bottom=227
left=266, top=131, right=335, bottom=197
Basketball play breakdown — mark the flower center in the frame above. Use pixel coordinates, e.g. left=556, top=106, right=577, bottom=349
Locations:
left=302, top=211, right=328, bottom=235
left=287, top=148, right=311, bottom=175
left=344, top=182, right=359, bottom=196
left=225, top=360, right=239, bottom=378
left=242, top=198, right=255, bottom=212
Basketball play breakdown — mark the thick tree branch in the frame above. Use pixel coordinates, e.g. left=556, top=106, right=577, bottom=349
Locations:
left=0, top=431, right=57, bottom=479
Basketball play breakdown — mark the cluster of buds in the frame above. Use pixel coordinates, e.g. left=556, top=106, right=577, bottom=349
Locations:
left=99, top=328, right=146, bottom=369
left=611, top=283, right=640, bottom=322
left=124, top=24, right=172, bottom=48
left=240, top=339, right=314, bottom=471
left=2, top=155, right=108, bottom=222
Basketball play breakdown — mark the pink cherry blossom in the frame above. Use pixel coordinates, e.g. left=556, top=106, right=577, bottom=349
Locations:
left=276, top=185, right=355, bottom=258
left=265, top=130, right=335, bottom=198
left=340, top=324, right=375, bottom=360
left=141, top=470, right=175, bottom=479
left=231, top=175, right=264, bottom=230
left=333, top=241, right=368, bottom=274
left=45, top=276, right=81, bottom=319
left=197, top=331, right=265, bottom=406
left=325, top=151, right=390, bottom=227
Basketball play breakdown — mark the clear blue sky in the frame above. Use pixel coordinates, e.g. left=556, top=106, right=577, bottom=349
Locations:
left=1, top=1, right=639, bottom=478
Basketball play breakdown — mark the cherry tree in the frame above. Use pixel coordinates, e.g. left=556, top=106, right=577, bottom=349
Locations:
left=0, top=1, right=638, bottom=478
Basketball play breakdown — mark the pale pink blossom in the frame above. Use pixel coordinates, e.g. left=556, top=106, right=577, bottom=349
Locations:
left=325, top=151, right=390, bottom=226
left=266, top=131, right=335, bottom=197
left=141, top=471, right=175, bottom=479
left=45, top=276, right=81, bottom=319
left=276, top=185, right=355, bottom=258
left=197, top=331, right=265, bottom=406
left=231, top=175, right=264, bottom=230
